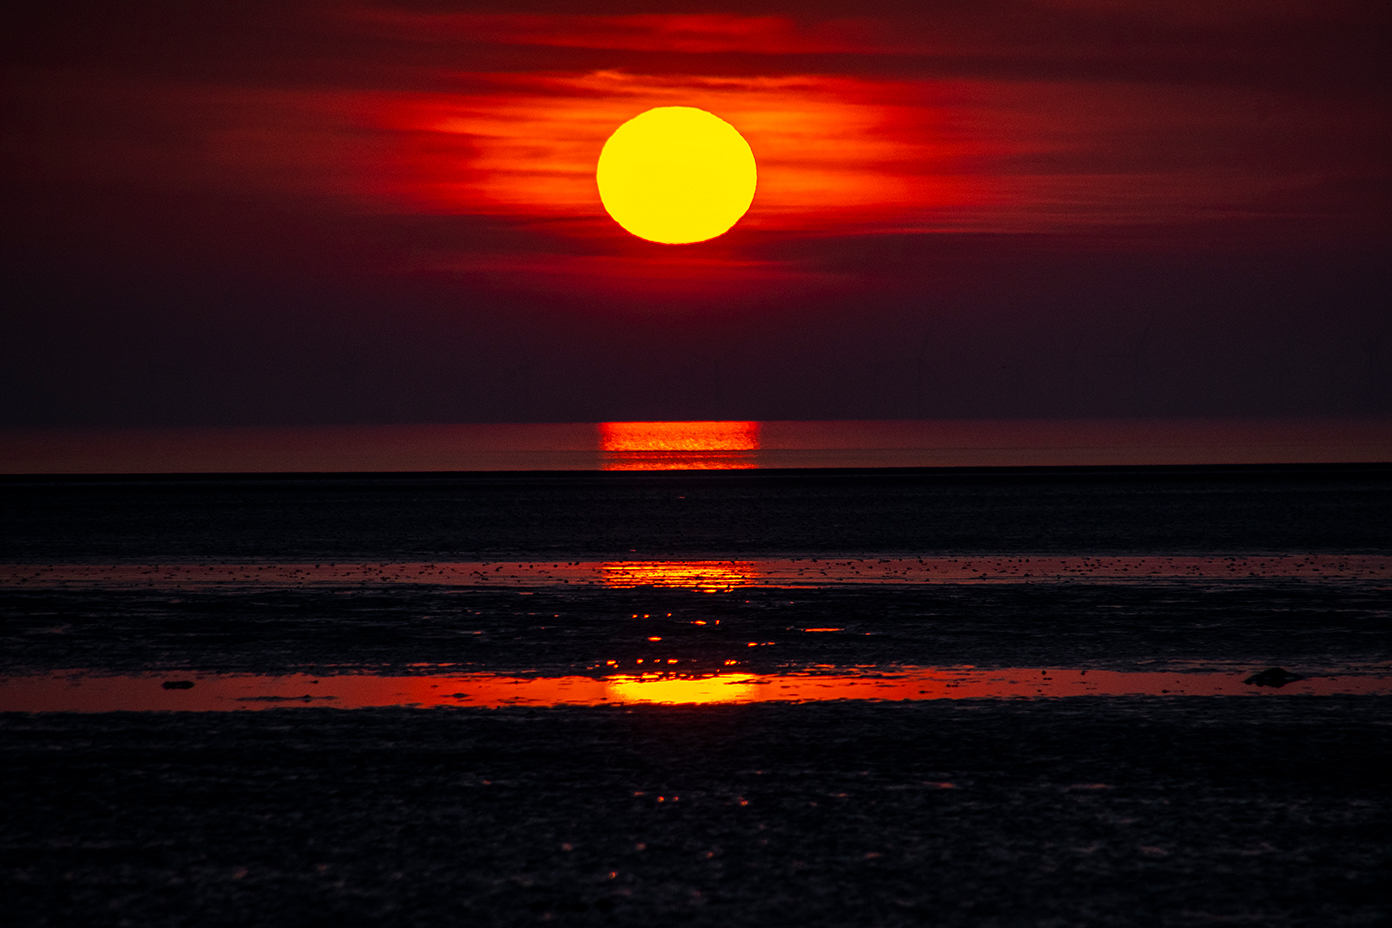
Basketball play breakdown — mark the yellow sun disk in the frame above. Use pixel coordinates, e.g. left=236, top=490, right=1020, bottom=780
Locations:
left=596, top=107, right=757, bottom=245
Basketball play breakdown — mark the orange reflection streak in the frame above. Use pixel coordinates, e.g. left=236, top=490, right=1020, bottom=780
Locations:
left=601, top=420, right=759, bottom=451
left=601, top=560, right=760, bottom=591
left=600, top=420, right=759, bottom=470
left=5, top=667, right=1390, bottom=712
left=607, top=673, right=757, bottom=704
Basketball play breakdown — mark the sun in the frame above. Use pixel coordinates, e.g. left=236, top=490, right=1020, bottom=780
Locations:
left=596, top=107, right=757, bottom=245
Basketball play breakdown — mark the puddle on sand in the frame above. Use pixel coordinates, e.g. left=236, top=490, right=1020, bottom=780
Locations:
left=3, top=667, right=1389, bottom=712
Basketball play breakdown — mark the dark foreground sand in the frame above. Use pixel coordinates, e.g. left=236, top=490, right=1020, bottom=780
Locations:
left=3, top=697, right=1387, bottom=927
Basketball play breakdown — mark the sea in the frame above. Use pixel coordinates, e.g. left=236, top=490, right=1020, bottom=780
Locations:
left=2, top=420, right=1389, bottom=925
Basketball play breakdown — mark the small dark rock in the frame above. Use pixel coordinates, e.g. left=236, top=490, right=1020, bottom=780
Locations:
left=1243, top=667, right=1304, bottom=688
left=161, top=680, right=195, bottom=690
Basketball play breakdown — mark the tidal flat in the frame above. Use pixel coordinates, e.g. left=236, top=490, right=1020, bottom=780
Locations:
left=4, top=699, right=1389, bottom=927
left=2, top=466, right=1388, bottom=924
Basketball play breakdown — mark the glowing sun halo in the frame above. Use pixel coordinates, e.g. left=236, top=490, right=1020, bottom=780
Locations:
left=596, top=106, right=757, bottom=245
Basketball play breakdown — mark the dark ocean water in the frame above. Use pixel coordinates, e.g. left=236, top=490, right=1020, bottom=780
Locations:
left=5, top=465, right=1391, bottom=561
left=2, top=465, right=1390, bottom=680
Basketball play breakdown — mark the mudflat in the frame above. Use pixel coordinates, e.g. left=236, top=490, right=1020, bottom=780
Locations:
left=3, top=697, right=1387, bottom=927
left=3, top=468, right=1388, bottom=925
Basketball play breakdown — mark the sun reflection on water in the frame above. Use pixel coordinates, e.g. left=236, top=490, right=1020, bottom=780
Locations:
left=601, top=560, right=760, bottom=591
left=606, top=673, right=757, bottom=704
left=599, top=420, right=759, bottom=470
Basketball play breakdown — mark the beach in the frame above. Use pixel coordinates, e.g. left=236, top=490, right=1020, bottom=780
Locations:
left=4, top=699, right=1387, bottom=926
left=2, top=465, right=1389, bottom=924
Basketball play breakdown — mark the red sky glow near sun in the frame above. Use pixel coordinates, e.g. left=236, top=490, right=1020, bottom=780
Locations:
left=145, top=8, right=1386, bottom=285
left=1, top=1, right=1388, bottom=429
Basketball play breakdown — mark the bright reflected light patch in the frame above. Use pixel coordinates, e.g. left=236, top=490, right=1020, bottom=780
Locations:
left=601, top=560, right=759, bottom=591
left=600, top=420, right=760, bottom=470
left=606, top=673, right=757, bottom=704
left=600, top=420, right=758, bottom=452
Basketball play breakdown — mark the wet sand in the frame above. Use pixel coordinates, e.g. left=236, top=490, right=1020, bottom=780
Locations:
left=3, top=699, right=1387, bottom=926
left=4, top=569, right=1386, bottom=680
left=3, top=469, right=1387, bottom=924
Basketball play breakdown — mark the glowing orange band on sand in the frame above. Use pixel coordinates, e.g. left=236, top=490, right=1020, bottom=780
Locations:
left=5, top=667, right=1388, bottom=712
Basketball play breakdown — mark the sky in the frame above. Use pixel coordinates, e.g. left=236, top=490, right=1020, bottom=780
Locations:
left=2, top=0, right=1389, bottom=428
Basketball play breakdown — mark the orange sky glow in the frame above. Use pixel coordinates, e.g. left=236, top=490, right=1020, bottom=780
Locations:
left=144, top=5, right=1382, bottom=303
left=368, top=70, right=989, bottom=227
left=2, top=1, right=1388, bottom=428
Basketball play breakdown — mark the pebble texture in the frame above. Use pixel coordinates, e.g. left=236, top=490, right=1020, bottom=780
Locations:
left=3, top=698, right=1387, bottom=927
